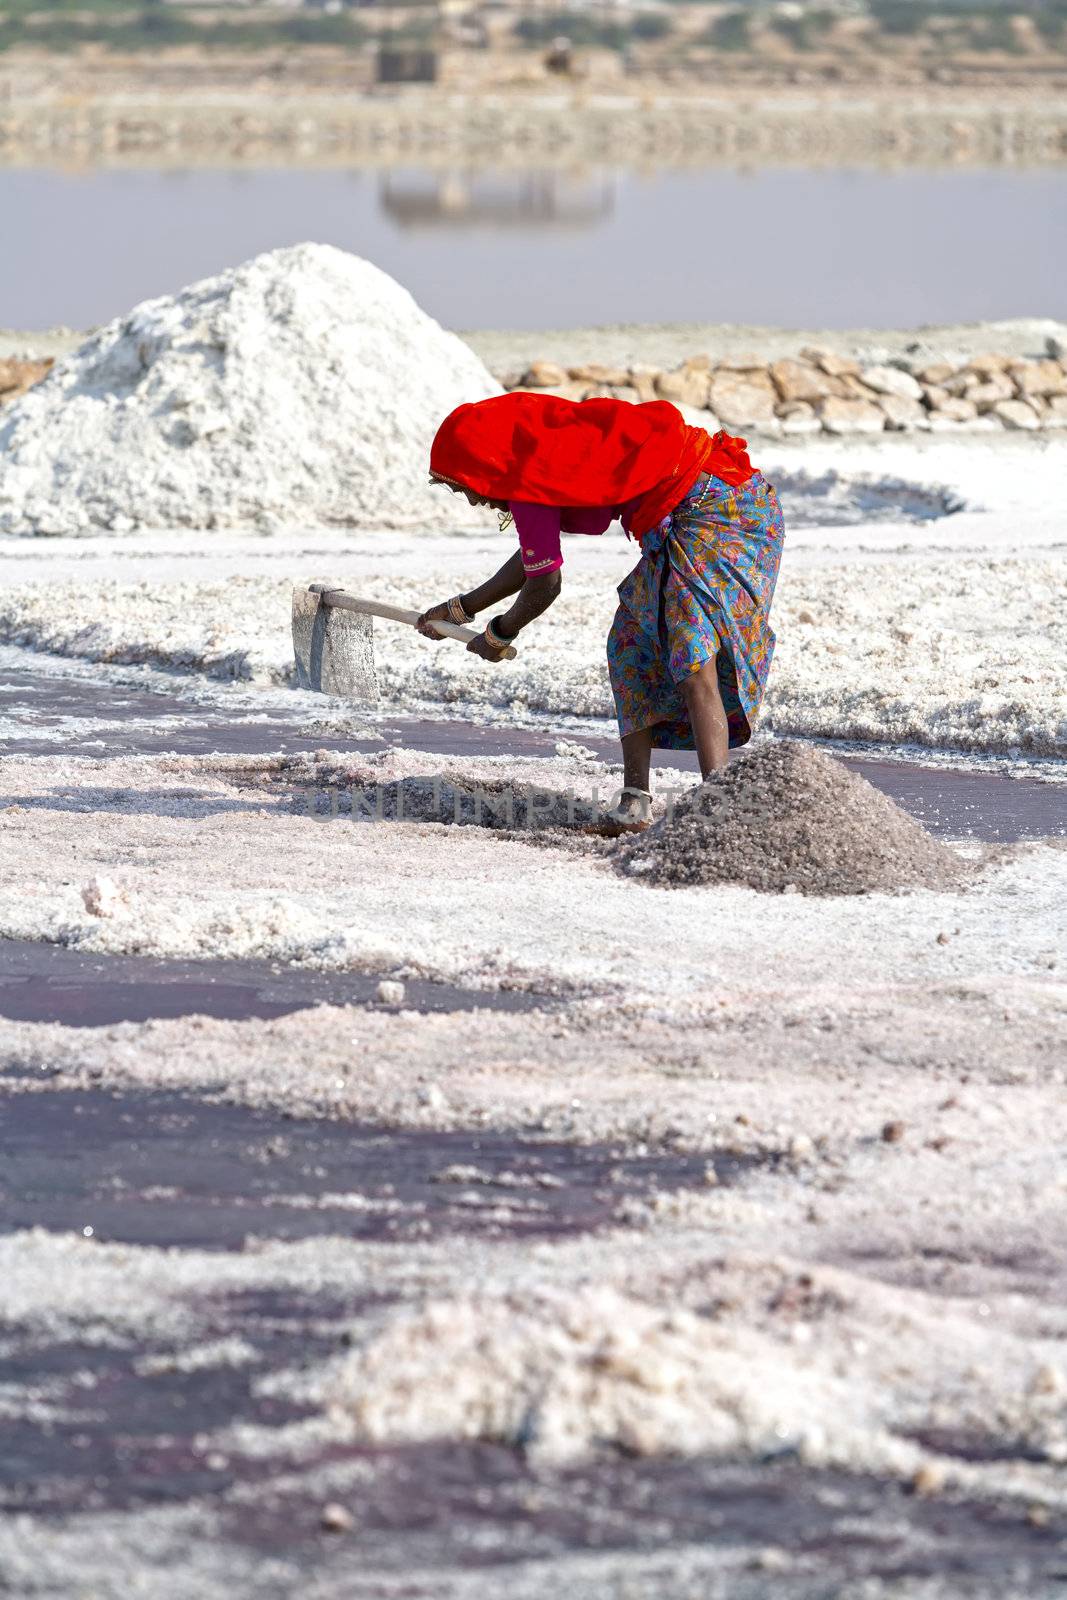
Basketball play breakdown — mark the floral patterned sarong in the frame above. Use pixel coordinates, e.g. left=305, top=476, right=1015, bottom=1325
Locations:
left=606, top=469, right=784, bottom=749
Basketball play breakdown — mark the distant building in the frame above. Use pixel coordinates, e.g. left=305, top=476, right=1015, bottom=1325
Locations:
left=377, top=43, right=439, bottom=81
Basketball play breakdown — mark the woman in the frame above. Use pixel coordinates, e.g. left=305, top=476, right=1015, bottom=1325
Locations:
left=418, top=391, right=784, bottom=831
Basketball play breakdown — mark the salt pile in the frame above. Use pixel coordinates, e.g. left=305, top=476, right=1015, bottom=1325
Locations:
left=278, top=1285, right=861, bottom=1469
left=0, top=243, right=498, bottom=536
left=621, top=742, right=965, bottom=895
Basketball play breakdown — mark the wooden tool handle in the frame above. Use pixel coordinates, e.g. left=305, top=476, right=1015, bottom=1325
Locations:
left=309, top=585, right=518, bottom=660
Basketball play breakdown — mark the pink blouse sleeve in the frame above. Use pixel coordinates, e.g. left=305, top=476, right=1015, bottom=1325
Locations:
left=511, top=502, right=563, bottom=575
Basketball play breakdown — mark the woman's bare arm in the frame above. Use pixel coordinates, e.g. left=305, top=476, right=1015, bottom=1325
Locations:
left=460, top=551, right=526, bottom=616
left=416, top=553, right=563, bottom=654
left=494, top=569, right=562, bottom=639
left=461, top=569, right=562, bottom=660
left=416, top=551, right=525, bottom=641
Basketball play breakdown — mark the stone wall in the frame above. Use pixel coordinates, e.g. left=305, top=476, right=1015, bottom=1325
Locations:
left=0, top=359, right=53, bottom=408
left=498, top=347, right=1067, bottom=435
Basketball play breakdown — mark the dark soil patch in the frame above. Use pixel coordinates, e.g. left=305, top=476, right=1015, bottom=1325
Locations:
left=0, top=937, right=543, bottom=1027
left=0, top=1083, right=754, bottom=1250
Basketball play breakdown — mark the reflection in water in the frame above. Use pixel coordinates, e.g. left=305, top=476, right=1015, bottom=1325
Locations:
left=379, top=169, right=616, bottom=229
left=4, top=164, right=1067, bottom=329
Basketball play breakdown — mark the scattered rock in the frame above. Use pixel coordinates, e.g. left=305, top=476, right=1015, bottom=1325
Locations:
left=994, top=398, right=1042, bottom=431
left=376, top=978, right=406, bottom=1005
left=1009, top=358, right=1067, bottom=398
left=769, top=358, right=840, bottom=403
left=655, top=367, right=711, bottom=409
left=521, top=360, right=568, bottom=388
left=0, top=357, right=53, bottom=403
left=814, top=352, right=861, bottom=379
left=567, top=362, right=630, bottom=386
left=878, top=393, right=927, bottom=430
left=916, top=362, right=955, bottom=385
left=628, top=364, right=660, bottom=403
left=80, top=875, right=128, bottom=919
left=860, top=365, right=924, bottom=401
left=929, top=395, right=978, bottom=422
left=881, top=1120, right=906, bottom=1143
left=778, top=400, right=821, bottom=435
left=910, top=1462, right=947, bottom=1497
left=940, top=370, right=980, bottom=397
left=707, top=370, right=778, bottom=428
left=817, top=396, right=886, bottom=435
left=966, top=374, right=1015, bottom=409
left=966, top=353, right=1012, bottom=376
left=320, top=1503, right=353, bottom=1533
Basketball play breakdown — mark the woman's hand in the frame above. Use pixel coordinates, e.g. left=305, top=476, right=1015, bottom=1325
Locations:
left=467, top=629, right=512, bottom=663
left=415, top=601, right=454, bottom=641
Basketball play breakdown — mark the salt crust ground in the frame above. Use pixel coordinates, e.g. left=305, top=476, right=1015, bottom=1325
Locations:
left=0, top=747, right=1063, bottom=995
left=1, top=808, right=1064, bottom=1594
left=0, top=431, right=1063, bottom=757
left=1, top=731, right=1064, bottom=1516
left=2, top=972, right=1065, bottom=1520
left=1, top=392, right=1065, bottom=1599
left=0, top=549, right=1064, bottom=756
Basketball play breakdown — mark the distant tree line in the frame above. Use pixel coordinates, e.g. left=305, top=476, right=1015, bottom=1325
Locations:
left=0, top=0, right=369, bottom=51
left=1, top=0, right=1064, bottom=53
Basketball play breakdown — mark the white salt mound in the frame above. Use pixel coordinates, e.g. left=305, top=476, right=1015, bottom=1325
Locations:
left=0, top=243, right=499, bottom=536
left=310, top=1286, right=870, bottom=1469
left=622, top=742, right=965, bottom=895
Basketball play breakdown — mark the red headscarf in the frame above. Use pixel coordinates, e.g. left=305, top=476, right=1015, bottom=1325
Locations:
left=430, top=392, right=754, bottom=539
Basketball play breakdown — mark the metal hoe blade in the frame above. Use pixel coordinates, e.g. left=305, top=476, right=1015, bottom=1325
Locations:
left=291, top=586, right=380, bottom=703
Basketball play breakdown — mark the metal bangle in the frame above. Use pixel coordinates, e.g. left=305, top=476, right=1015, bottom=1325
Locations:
left=447, top=595, right=473, bottom=626
left=485, top=617, right=515, bottom=650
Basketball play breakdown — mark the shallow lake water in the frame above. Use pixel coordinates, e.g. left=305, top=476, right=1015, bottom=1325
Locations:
left=3, top=163, right=1066, bottom=330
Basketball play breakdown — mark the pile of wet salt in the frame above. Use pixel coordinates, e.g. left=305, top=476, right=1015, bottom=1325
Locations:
left=0, top=243, right=498, bottom=536
left=621, top=742, right=965, bottom=895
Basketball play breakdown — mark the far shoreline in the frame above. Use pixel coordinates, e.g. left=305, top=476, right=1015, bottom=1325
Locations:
left=5, top=315, right=1067, bottom=370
